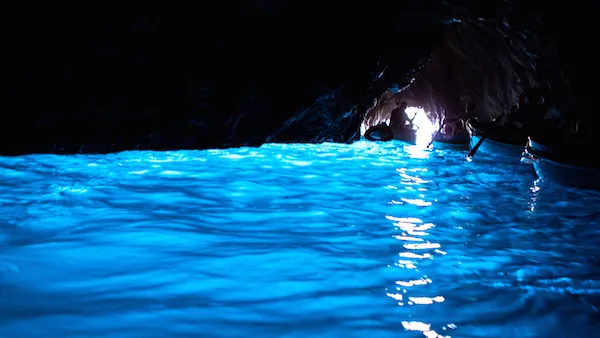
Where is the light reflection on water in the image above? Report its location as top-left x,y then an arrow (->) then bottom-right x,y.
1,141 -> 600,338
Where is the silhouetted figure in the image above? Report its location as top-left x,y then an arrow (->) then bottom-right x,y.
390,101 -> 410,128
508,92 -> 530,128
444,102 -> 474,135
499,90 -> 547,131
464,102 -> 475,117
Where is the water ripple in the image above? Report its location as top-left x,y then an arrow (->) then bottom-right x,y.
1,141 -> 600,337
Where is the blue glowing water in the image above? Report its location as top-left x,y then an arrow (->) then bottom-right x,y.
1,141 -> 600,338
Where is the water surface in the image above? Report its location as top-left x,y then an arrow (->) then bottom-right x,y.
1,141 -> 599,337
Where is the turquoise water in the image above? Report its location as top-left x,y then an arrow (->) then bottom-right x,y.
1,141 -> 600,337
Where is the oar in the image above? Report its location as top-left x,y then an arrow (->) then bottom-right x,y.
427,118 -> 446,148
467,136 -> 485,158
405,112 -> 417,128
409,113 -> 417,124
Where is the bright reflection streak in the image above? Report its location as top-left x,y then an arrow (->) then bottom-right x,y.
401,321 -> 451,338
394,235 -> 424,241
401,198 -> 433,206
529,179 -> 541,212
396,277 -> 432,287
399,252 -> 432,259
386,212 -> 446,337
396,260 -> 417,269
409,296 -> 445,305
404,144 -> 431,159
404,243 -> 441,250
386,216 -> 422,223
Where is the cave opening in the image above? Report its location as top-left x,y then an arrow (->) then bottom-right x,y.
360,104 -> 437,146
358,18 -> 554,148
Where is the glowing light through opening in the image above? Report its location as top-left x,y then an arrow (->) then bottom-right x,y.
360,106 -> 436,146
404,106 -> 436,146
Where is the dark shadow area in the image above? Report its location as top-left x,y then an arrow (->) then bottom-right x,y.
0,1 -> 595,155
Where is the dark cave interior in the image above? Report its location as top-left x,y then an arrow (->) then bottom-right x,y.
0,1 -> 596,155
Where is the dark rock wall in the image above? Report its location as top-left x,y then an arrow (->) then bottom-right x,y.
362,20 -> 541,127
0,1 -> 592,154
362,0 -> 599,132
